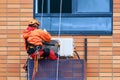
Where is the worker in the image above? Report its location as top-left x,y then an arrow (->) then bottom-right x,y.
22,18 -> 58,60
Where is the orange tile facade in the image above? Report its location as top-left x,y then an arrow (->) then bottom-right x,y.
0,0 -> 120,80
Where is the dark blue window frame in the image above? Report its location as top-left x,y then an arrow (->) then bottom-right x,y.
34,0 -> 113,35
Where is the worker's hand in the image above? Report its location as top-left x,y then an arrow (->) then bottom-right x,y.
43,28 -> 47,32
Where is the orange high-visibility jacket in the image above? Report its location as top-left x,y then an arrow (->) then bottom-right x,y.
23,28 -> 51,46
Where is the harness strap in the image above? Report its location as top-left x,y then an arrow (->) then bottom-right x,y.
32,47 -> 40,80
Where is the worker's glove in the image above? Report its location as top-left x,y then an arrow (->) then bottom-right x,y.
27,47 -> 36,55
43,28 -> 47,32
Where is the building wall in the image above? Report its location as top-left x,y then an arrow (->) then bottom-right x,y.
0,0 -> 120,80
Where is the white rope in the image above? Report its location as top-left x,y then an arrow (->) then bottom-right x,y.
58,0 -> 62,38
56,0 -> 62,80
40,0 -> 44,29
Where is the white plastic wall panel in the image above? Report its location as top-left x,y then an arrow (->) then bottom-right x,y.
52,38 -> 74,57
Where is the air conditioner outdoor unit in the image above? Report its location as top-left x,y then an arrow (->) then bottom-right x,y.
52,38 -> 74,57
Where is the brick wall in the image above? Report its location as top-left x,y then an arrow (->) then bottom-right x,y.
0,0 -> 120,80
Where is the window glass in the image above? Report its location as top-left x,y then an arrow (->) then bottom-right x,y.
38,0 -> 48,13
77,0 -> 110,13
36,17 -> 112,35
50,0 -> 60,13
61,0 -> 72,13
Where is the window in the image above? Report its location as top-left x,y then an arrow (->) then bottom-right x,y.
34,0 -> 113,35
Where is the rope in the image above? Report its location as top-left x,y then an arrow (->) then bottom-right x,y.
32,46 -> 41,80
32,55 -> 38,80
40,0 -> 44,29
56,0 -> 62,80
58,0 -> 62,38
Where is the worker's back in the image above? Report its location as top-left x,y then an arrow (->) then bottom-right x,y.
23,28 -> 51,46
